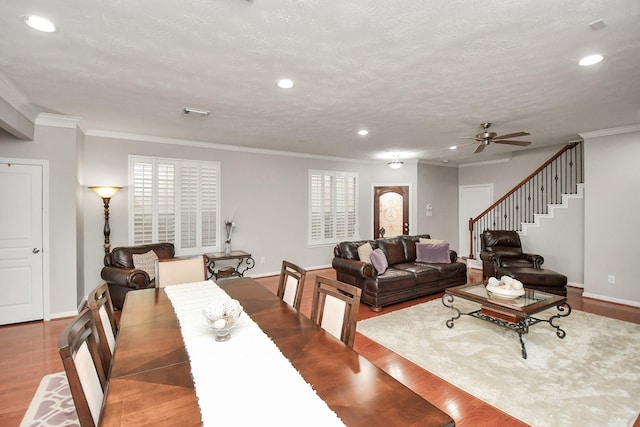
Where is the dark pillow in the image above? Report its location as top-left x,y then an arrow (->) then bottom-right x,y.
370,248 -> 388,274
416,243 -> 451,264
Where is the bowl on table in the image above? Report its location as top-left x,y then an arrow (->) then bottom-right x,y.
202,298 -> 243,342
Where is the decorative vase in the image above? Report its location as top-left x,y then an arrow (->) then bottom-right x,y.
224,241 -> 231,254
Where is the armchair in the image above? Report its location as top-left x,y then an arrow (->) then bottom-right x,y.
101,243 -> 175,309
479,230 -> 544,279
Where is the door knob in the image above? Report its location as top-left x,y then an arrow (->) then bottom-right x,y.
33,248 -> 40,254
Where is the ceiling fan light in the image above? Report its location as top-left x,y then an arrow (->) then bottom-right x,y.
579,54 -> 603,66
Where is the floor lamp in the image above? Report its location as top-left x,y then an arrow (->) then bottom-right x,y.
89,186 -> 122,257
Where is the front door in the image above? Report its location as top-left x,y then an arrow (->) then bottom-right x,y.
374,186 -> 409,238
0,162 -> 44,324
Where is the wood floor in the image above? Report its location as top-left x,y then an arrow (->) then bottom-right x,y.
1,268 -> 638,427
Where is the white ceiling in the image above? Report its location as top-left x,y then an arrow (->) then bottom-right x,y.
1,0 -> 639,165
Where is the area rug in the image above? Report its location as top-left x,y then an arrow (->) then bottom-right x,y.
20,372 -> 79,427
357,299 -> 640,427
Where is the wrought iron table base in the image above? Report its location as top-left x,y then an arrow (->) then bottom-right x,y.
206,255 -> 255,280
442,294 -> 571,359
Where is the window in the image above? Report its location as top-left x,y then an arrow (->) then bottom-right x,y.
309,170 -> 358,245
129,156 -> 220,255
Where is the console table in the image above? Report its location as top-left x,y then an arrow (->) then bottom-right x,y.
205,250 -> 255,279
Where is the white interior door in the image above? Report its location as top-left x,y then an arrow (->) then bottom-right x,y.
0,162 -> 44,324
459,184 -> 493,259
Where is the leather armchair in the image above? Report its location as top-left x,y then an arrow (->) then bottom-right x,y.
480,230 -> 544,279
101,243 -> 175,309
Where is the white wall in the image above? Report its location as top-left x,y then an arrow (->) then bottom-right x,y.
0,117 -> 81,317
417,163 -> 459,251
582,126 -> 640,304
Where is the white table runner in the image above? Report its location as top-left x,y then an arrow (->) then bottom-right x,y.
164,280 -> 345,426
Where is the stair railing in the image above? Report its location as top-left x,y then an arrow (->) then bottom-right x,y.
468,141 -> 583,259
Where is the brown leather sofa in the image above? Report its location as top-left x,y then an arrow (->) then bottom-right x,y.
101,243 -> 175,309
332,234 -> 467,312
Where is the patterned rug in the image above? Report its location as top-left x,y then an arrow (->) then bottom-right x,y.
20,372 -> 79,427
357,299 -> 640,427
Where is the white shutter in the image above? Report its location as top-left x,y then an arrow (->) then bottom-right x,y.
309,170 -> 358,245
130,156 -> 219,254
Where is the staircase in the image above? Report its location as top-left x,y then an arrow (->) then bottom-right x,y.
468,141 -> 584,259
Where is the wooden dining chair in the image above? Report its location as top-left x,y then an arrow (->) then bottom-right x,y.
310,276 -> 362,348
155,255 -> 208,287
58,308 -> 107,427
277,260 -> 307,310
87,283 -> 118,376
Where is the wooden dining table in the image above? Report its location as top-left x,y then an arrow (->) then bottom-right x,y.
100,277 -> 454,427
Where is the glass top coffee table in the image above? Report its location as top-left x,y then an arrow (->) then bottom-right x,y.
442,282 -> 571,359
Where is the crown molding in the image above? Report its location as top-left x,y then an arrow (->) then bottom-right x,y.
35,113 -> 82,128
579,124 -> 640,139
85,129 -> 373,164
458,157 -> 511,168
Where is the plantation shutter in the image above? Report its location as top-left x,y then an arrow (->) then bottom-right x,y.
309,170 -> 358,245
130,156 -> 219,254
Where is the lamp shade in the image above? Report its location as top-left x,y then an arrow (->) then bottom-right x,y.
89,186 -> 122,199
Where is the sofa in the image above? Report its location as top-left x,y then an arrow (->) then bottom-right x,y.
332,234 -> 467,312
101,243 -> 175,309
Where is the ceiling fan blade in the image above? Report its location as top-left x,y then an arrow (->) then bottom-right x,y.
494,131 -> 530,140
460,136 -> 481,140
474,143 -> 486,153
494,140 -> 532,146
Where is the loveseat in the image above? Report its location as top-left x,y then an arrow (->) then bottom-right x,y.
332,234 -> 467,312
101,242 -> 175,309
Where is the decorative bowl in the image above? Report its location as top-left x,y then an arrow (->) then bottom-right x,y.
486,276 -> 525,298
202,299 -> 243,342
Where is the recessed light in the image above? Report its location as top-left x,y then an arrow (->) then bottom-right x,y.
449,145 -> 457,150
276,79 -> 294,89
23,16 -> 56,33
358,129 -> 369,136
578,54 -> 603,66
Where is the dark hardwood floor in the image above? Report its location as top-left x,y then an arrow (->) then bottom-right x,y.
1,268 -> 638,426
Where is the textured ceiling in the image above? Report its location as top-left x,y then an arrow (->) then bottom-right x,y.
1,0 -> 639,164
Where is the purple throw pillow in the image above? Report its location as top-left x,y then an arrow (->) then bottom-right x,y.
416,243 -> 451,263
370,248 -> 388,274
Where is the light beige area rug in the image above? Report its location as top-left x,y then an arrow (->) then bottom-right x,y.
20,372 -> 79,427
357,299 -> 640,427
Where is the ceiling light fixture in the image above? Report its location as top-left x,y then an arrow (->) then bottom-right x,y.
578,54 -> 603,66
276,79 -> 294,89
23,15 -> 56,33
182,107 -> 210,118
358,129 -> 369,136
449,145 -> 457,150
388,158 -> 404,169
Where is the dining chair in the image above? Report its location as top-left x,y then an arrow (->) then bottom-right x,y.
155,255 -> 208,287
87,283 -> 118,376
310,276 -> 362,348
58,308 -> 107,427
277,260 -> 307,310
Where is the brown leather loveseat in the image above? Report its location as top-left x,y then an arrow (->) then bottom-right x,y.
101,243 -> 175,309
332,234 -> 467,312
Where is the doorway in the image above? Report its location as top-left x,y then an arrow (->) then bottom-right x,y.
374,186 -> 409,239
0,161 -> 45,324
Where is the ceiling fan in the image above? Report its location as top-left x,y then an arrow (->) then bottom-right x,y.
461,122 -> 531,153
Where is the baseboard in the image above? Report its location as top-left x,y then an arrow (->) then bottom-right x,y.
50,310 -> 78,319
582,292 -> 640,308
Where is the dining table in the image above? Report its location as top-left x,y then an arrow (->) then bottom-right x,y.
100,277 -> 455,426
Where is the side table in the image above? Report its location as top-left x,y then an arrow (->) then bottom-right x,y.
205,250 -> 255,280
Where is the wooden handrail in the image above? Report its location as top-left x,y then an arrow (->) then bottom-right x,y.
468,141 -> 581,258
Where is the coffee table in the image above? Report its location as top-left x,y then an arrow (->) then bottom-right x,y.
442,282 -> 571,359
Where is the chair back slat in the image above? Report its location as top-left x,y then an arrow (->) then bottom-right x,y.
277,261 -> 307,310
311,276 -> 361,348
155,255 -> 208,287
87,283 -> 117,376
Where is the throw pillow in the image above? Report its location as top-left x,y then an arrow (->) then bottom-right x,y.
416,243 -> 451,264
132,250 -> 159,280
370,248 -> 388,274
357,242 -> 373,264
419,238 -> 446,244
